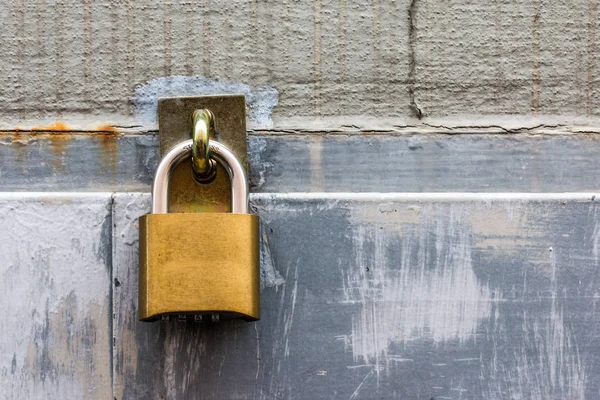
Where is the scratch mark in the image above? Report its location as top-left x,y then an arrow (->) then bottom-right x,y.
255,323 -> 260,380
343,203 -> 499,379
348,369 -> 374,400
256,219 -> 285,289
267,257 -> 295,398
483,243 -> 587,399
283,263 -> 299,358
248,136 -> 275,190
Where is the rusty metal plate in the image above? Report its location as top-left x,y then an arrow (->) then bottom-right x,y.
158,95 -> 247,213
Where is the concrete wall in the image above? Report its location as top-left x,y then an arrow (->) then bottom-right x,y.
1,0 -> 599,130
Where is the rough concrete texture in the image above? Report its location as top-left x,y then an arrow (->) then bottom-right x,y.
414,0 -> 599,117
1,1 -> 597,129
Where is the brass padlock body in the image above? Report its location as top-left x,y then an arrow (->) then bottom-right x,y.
138,213 -> 260,321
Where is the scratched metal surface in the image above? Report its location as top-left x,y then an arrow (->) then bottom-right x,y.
0,193 -> 113,400
111,192 -> 600,400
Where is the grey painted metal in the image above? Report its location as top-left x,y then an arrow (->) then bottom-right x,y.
0,133 -> 158,192
151,139 -> 248,214
1,191 -> 599,398
1,133 -> 600,193
0,193 -> 113,400
112,192 -> 600,400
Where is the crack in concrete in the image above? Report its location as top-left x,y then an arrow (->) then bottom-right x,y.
420,123 -> 568,133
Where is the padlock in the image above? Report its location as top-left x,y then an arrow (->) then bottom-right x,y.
138,139 -> 260,321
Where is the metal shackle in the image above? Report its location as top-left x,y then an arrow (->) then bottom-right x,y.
151,139 -> 249,214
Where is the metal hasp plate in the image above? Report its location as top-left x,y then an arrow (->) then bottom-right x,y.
158,95 -> 247,213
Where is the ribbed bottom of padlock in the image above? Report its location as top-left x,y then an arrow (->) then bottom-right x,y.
141,311 -> 256,323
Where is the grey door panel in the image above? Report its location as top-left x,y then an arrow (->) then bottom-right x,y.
112,193 -> 599,400
0,194 -> 113,400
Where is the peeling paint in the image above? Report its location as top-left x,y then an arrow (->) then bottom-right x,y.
259,221 -> 285,289
132,76 -> 278,129
247,136 -> 275,190
95,126 -> 120,179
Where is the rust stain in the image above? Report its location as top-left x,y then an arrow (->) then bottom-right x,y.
31,121 -> 70,133
10,130 -> 31,144
96,124 -> 119,134
6,122 -> 123,172
3,122 -> 122,172
9,127 -> 31,165
11,133 -> 29,165
29,122 -> 72,171
49,136 -> 71,172
96,124 -> 119,178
